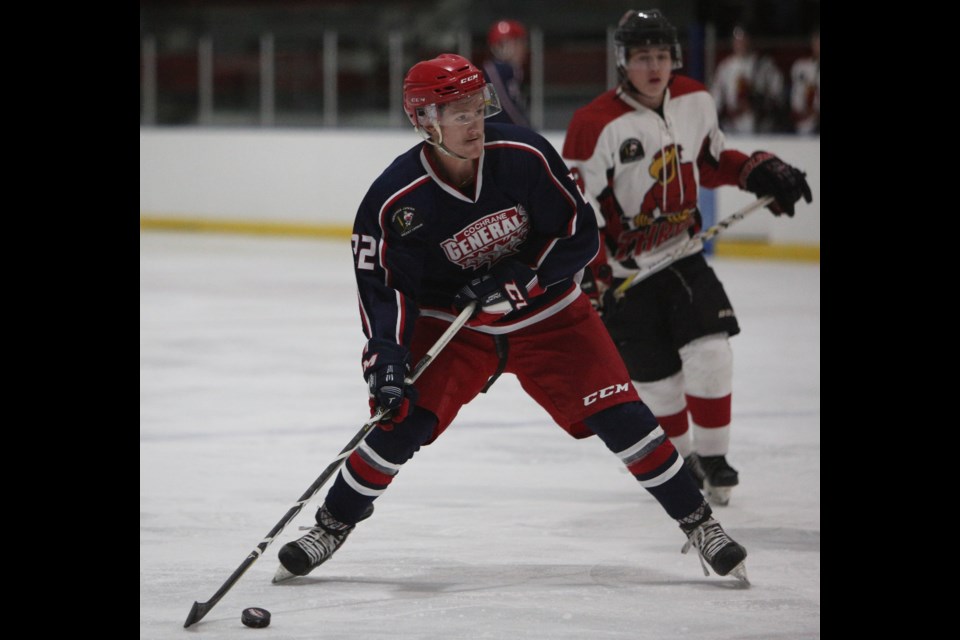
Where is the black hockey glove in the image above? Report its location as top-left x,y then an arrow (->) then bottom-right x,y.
453,260 -> 545,324
362,338 -> 419,429
580,262 -> 613,316
739,151 -> 812,217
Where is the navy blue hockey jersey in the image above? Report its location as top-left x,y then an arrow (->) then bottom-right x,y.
351,123 -> 599,346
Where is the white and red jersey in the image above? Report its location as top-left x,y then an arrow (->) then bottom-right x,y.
563,75 -> 747,278
790,57 -> 819,135
710,53 -> 784,134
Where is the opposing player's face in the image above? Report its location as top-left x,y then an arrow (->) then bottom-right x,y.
624,46 -> 672,106
436,92 -> 486,159
493,38 -> 528,66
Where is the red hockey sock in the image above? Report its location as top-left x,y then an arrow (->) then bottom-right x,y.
657,408 -> 690,438
686,394 -> 731,428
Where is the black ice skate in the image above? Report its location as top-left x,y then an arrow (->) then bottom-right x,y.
683,453 -> 705,490
273,504 -> 373,583
679,504 -> 748,584
699,455 -> 739,506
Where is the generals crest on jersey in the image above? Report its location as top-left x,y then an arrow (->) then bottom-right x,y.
619,138 -> 645,163
391,206 -> 423,236
441,205 -> 530,270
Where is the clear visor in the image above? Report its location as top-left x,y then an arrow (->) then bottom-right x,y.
419,85 -> 502,129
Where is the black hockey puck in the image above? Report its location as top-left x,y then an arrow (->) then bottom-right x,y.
241,607 -> 271,628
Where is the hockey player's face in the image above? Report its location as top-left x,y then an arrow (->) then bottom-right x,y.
436,92 -> 486,159
625,46 -> 672,103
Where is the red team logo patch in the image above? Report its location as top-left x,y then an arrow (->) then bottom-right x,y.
442,205 -> 531,270
612,144 -> 699,261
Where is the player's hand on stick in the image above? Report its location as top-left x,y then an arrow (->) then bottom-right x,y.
580,263 -> 613,316
739,151 -> 812,217
362,338 -> 418,429
453,260 -> 544,324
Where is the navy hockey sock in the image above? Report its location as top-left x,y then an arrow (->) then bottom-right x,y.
584,401 -> 704,519
324,409 -> 438,524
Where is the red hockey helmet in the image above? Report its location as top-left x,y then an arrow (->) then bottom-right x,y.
488,19 -> 528,47
402,53 -> 501,131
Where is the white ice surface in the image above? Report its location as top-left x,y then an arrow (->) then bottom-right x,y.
140,232 -> 820,639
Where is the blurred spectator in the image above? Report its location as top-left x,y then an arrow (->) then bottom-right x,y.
790,28 -> 820,135
711,25 -> 785,133
483,19 -> 531,127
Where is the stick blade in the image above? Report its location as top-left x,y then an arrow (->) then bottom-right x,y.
183,601 -> 211,628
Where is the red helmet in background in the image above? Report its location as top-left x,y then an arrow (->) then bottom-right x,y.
402,53 -> 501,131
488,19 -> 527,47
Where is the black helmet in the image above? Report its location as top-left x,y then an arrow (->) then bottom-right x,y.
614,9 -> 682,71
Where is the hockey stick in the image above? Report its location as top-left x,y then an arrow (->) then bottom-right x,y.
183,301 -> 477,628
612,196 -> 774,300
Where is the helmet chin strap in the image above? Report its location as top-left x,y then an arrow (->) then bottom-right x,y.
434,142 -> 471,162
623,79 -> 642,95
618,70 -> 666,108
418,125 -> 471,161
616,65 -> 642,96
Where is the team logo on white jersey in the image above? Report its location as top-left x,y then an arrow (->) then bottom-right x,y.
441,205 -> 530,270
612,143 -> 699,261
619,138 -> 645,163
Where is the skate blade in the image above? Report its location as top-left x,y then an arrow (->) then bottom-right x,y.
728,561 -> 750,586
705,483 -> 732,507
272,564 -> 297,584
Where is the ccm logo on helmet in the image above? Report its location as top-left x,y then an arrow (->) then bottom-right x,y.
460,74 -> 479,83
583,383 -> 631,406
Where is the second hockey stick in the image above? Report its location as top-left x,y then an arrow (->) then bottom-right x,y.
183,301 -> 477,628
612,195 -> 774,299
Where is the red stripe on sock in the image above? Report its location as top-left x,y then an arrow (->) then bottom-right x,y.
347,452 -> 395,487
686,394 -> 731,428
657,409 -> 689,438
626,441 -> 676,475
